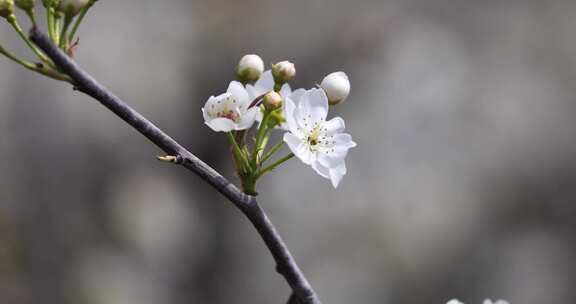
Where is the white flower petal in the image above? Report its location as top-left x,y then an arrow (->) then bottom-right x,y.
283,97 -> 300,135
297,147 -> 315,165
288,88 -> 306,103
446,300 -> 464,304
280,83 -> 292,98
284,132 -> 303,152
236,107 -> 259,130
203,95 -> 223,116
328,162 -> 346,188
201,107 -> 211,122
245,85 -> 261,101
297,88 -> 328,126
317,133 -> 356,168
324,117 -> 345,134
318,149 -> 346,168
311,161 -> 330,179
205,117 -> 236,132
253,70 -> 275,94
284,133 -> 315,165
227,81 -> 250,106
334,133 -> 357,148
305,88 -> 329,121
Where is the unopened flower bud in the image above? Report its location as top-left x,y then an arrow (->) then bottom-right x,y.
271,60 -> 295,85
15,0 -> 34,11
57,0 -> 88,16
320,72 -> 350,105
236,54 -> 264,83
0,0 -> 14,18
263,91 -> 283,111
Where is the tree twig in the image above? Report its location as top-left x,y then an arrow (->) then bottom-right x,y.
29,27 -> 321,304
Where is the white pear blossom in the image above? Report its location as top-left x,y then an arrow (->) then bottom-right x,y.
202,81 -> 259,132
320,71 -> 350,105
283,88 -> 356,188
236,54 -> 264,83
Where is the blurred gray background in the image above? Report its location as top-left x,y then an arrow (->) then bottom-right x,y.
1,0 -> 576,303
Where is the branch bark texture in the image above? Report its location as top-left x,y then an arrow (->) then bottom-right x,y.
29,28 -> 321,304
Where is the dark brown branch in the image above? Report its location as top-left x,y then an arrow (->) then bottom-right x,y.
29,28 -> 321,304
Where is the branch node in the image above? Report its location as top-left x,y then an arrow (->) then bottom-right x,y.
157,155 -> 186,164
157,155 -> 178,163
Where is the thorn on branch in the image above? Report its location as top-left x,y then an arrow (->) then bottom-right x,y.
68,37 -> 80,58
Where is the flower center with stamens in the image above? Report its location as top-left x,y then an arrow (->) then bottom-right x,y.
218,110 -> 240,122
306,125 -> 324,151
210,95 -> 242,122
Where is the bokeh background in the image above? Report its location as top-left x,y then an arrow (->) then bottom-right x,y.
1,0 -> 576,303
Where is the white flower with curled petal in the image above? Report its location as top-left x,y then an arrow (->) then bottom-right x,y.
283,88 -> 356,188
202,81 -> 259,132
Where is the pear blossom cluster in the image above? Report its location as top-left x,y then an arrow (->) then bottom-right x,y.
202,54 -> 355,194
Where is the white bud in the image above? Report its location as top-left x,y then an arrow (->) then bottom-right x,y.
236,54 -> 264,83
57,0 -> 88,16
0,0 -> 14,18
263,91 -> 283,111
271,60 -> 296,84
320,72 -> 350,105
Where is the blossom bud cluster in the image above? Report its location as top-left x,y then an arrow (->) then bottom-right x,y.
202,54 -> 355,190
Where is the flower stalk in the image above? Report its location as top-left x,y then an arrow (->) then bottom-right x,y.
256,153 -> 294,179
68,0 -> 97,43
6,14 -> 53,66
